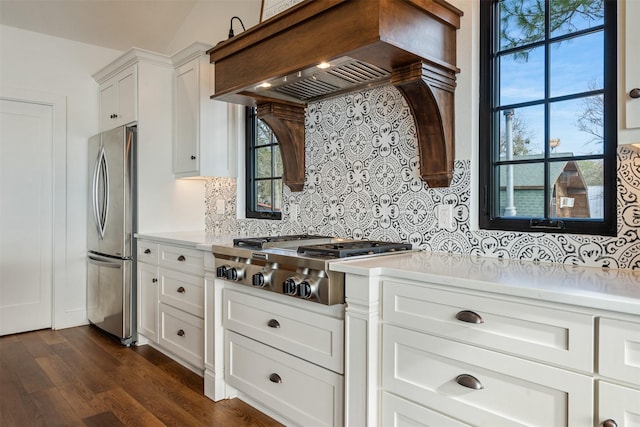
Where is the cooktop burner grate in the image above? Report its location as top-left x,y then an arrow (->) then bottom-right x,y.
232,234 -> 334,250
297,241 -> 412,258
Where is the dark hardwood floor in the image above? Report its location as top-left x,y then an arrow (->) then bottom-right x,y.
0,325 -> 284,426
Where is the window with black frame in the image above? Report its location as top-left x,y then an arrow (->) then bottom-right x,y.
245,107 -> 283,220
479,0 -> 617,236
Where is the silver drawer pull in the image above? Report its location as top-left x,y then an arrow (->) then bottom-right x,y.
269,373 -> 282,384
455,374 -> 483,390
267,319 -> 280,328
177,329 -> 185,337
456,310 -> 484,324
602,420 -> 618,427
144,248 -> 151,254
177,255 -> 186,261
177,286 -> 185,294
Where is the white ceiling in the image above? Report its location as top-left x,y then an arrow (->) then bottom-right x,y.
0,0 -> 199,53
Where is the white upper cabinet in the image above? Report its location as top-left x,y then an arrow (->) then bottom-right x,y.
172,42 -> 239,178
620,0 -> 640,144
98,64 -> 137,132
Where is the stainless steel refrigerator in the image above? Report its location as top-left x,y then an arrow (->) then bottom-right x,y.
87,125 -> 136,345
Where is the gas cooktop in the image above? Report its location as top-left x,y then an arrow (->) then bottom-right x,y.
212,235 -> 414,305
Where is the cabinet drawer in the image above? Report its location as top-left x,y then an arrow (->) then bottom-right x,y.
225,331 -> 343,427
137,241 -> 159,264
223,289 -> 344,373
382,392 -> 469,427
598,381 -> 640,426
383,324 -> 593,426
159,268 -> 203,317
159,244 -> 204,275
599,318 -> 640,385
159,303 -> 203,368
382,279 -> 594,372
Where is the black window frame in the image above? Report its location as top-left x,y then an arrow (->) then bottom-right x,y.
245,107 -> 283,220
479,0 -> 617,236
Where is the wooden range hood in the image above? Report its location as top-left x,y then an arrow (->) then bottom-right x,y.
208,0 -> 462,191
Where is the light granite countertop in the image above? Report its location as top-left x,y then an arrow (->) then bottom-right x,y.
135,230 -> 235,252
331,250 -> 640,316
135,232 -> 640,315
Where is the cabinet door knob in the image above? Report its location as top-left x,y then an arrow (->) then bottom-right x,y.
177,329 -> 185,337
602,420 -> 618,427
177,286 -> 185,294
190,155 -> 196,160
152,278 -> 158,283
177,255 -> 186,262
144,248 -> 151,254
269,373 -> 282,383
267,319 -> 280,328
630,88 -> 640,99
455,310 -> 484,324
455,374 -> 483,390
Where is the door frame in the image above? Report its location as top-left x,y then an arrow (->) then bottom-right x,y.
1,86 -> 67,330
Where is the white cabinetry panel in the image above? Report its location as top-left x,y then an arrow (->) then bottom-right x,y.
382,392 -> 470,427
226,330 -> 343,427
172,43 -> 238,178
159,302 -> 204,368
223,288 -> 344,373
598,381 -> 640,427
382,324 -> 593,426
382,279 -> 594,372
599,317 -> 640,385
99,64 -> 137,132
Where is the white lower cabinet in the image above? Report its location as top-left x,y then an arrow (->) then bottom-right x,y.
341,272 -> 640,427
137,261 -> 159,342
226,330 -> 343,427
383,324 -> 593,426
137,239 -> 205,371
598,317 -> 640,426
222,287 -> 344,426
159,303 -> 204,368
382,392 -> 469,427
598,381 -> 640,427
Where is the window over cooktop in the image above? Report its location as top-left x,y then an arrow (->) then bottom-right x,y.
246,107 -> 283,220
479,0 -> 617,236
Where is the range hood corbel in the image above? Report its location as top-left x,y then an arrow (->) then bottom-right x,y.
257,102 -> 306,192
208,0 -> 463,191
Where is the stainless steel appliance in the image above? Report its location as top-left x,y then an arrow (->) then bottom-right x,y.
212,235 -> 412,305
87,125 -> 136,345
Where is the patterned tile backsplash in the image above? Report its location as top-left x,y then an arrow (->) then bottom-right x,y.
205,85 -> 640,270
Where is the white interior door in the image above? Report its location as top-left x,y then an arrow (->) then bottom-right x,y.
0,98 -> 53,335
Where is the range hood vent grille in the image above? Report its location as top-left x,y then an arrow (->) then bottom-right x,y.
272,59 -> 391,102
327,61 -> 390,85
275,79 -> 340,101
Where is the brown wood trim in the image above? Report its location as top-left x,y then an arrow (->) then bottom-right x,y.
208,0 -> 347,60
392,61 -> 456,187
210,0 -> 463,189
257,102 -> 306,192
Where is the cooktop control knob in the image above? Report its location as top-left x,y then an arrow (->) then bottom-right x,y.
252,272 -> 267,287
298,281 -> 314,299
283,278 -> 298,295
216,265 -> 228,278
226,267 -> 243,281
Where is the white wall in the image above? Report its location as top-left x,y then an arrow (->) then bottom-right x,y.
166,0 -> 261,55
0,0 -> 264,330
0,25 -> 124,329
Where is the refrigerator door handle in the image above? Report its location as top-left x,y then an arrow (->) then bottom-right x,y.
92,147 -> 109,240
88,254 -> 121,268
